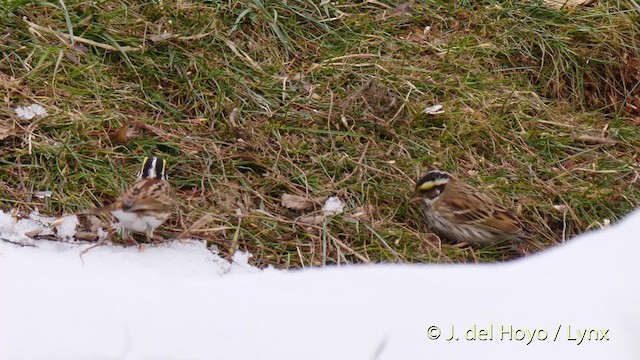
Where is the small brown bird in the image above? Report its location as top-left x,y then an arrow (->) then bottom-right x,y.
85,156 -> 176,242
410,170 -> 529,244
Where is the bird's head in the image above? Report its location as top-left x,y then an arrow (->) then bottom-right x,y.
138,156 -> 168,181
410,170 -> 451,206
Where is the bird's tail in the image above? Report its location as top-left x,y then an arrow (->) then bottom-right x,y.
516,229 -> 545,252
75,206 -> 110,216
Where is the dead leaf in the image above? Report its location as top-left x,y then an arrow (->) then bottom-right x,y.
297,214 -> 326,225
281,194 -> 327,211
108,121 -> 136,144
391,3 -> 413,16
75,232 -> 99,241
573,134 -> 617,146
0,126 -> 14,140
50,217 -> 66,227
65,51 -> 80,64
187,213 -> 216,232
0,71 -> 21,88
88,215 -> 104,233
543,0 -> 596,9
149,33 -> 178,43
74,43 -> 89,53
25,229 -> 43,237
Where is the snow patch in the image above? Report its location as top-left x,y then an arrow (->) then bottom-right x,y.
322,196 -> 344,215
54,215 -> 79,239
14,103 -> 48,120
34,190 -> 53,199
423,104 -> 445,115
0,208 -> 639,359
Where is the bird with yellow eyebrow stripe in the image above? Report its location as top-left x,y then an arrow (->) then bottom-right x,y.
410,170 -> 530,245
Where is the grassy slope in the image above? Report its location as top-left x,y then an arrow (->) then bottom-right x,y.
1,0 -> 639,267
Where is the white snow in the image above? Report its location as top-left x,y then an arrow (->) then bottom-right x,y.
34,190 -> 53,199
322,195 -> 345,215
1,209 -> 639,359
0,211 -> 52,245
14,103 -> 48,120
423,103 -> 445,115
55,214 -> 80,239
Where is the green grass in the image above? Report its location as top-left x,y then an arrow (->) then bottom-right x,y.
1,0 -> 639,267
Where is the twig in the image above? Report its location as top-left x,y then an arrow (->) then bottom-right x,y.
79,230 -> 115,264
227,216 -> 242,260
0,238 -> 36,247
175,213 -> 227,241
561,208 -> 567,243
225,39 -> 261,70
179,31 -> 216,41
572,168 -> 619,174
364,224 -> 403,262
22,17 -> 141,52
330,235 -> 370,263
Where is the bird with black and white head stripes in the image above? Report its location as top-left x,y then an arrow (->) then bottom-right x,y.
85,156 -> 176,242
410,170 -> 530,245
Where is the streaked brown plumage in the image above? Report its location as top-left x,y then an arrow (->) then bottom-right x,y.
85,157 -> 176,241
410,170 -> 529,244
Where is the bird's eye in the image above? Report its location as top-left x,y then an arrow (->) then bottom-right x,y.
425,188 -> 438,199
424,184 -> 445,199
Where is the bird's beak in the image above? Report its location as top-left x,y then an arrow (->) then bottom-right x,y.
409,193 -> 422,202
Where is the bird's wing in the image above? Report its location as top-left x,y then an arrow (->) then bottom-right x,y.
477,208 -> 524,236
117,179 -> 175,212
442,187 -> 524,236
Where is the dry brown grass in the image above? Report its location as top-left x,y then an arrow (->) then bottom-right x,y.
1,0 -> 639,267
